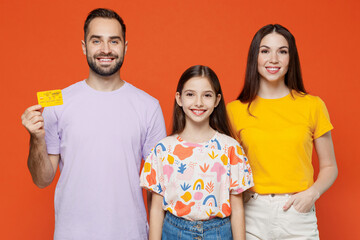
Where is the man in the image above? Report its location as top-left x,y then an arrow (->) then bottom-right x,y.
21,8 -> 166,240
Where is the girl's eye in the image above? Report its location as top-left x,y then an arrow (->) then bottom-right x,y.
185,93 -> 194,97
279,50 -> 288,54
260,49 -> 269,54
205,94 -> 213,98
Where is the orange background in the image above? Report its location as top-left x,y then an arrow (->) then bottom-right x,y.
1,0 -> 359,239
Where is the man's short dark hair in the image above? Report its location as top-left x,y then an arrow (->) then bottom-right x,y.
84,8 -> 126,42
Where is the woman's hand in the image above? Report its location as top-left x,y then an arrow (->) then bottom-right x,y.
283,187 -> 320,213
284,131 -> 337,213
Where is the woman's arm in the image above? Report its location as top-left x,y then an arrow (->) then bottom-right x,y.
283,131 -> 338,212
311,131 -> 338,196
230,193 -> 246,240
149,192 -> 165,240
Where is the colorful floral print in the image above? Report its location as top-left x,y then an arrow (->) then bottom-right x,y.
140,132 -> 253,221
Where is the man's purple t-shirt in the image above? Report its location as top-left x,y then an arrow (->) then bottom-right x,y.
43,80 -> 166,240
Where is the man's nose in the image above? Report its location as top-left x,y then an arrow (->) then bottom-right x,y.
101,42 -> 111,54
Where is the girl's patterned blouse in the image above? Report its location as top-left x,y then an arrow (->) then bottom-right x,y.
140,132 -> 254,221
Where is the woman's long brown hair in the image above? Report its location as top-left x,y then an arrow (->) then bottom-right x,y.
238,24 -> 307,114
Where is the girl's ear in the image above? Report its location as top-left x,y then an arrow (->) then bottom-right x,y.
175,92 -> 182,107
215,94 -> 221,107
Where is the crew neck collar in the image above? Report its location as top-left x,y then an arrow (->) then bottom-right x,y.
82,80 -> 128,95
176,131 -> 219,146
256,90 -> 294,101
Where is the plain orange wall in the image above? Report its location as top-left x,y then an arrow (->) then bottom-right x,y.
1,0 -> 359,239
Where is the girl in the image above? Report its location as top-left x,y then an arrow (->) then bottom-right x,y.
140,65 -> 253,240
227,24 -> 338,239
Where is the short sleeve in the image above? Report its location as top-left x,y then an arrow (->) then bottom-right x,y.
142,104 -> 167,160
140,142 -> 167,196
312,97 -> 333,139
43,106 -> 61,154
228,141 -> 254,194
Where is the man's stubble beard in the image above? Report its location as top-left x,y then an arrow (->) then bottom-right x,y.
86,52 -> 124,77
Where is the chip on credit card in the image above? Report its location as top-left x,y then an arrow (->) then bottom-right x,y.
37,90 -> 63,107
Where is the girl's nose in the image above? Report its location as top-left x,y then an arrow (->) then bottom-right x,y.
195,96 -> 204,107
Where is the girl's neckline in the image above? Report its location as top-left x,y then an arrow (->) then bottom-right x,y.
176,131 -> 218,145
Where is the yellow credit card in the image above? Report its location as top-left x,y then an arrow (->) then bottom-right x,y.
37,90 -> 63,107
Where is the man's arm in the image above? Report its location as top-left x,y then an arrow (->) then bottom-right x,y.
142,104 -> 166,160
22,105 -> 59,188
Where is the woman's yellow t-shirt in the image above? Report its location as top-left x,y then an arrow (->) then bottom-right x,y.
227,92 -> 333,194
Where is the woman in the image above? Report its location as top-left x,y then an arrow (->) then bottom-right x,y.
227,24 -> 337,239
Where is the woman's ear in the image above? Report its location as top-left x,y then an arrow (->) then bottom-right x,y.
175,92 -> 182,107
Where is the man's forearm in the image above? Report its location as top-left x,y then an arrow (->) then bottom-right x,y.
28,136 -> 56,188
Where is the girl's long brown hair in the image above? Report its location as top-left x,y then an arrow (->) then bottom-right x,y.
172,65 -> 236,139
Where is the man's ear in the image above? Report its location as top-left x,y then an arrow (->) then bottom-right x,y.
124,41 -> 128,55
81,40 -> 86,55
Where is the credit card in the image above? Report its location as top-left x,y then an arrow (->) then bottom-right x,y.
37,89 -> 63,107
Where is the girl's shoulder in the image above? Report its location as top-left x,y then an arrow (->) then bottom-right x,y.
156,135 -> 179,146
214,132 -> 240,147
149,135 -> 179,156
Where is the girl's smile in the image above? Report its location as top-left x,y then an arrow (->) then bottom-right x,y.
191,109 -> 206,115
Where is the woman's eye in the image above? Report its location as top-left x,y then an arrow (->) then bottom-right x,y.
280,50 -> 288,54
205,94 -> 213,98
260,49 -> 269,54
185,93 -> 194,97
